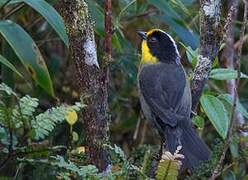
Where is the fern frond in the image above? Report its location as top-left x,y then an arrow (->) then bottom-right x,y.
51,155 -> 99,178
19,95 -> 39,118
0,83 -> 17,96
156,146 -> 184,180
0,82 -> 84,141
0,103 -> 8,125
32,103 -> 83,140
105,144 -> 148,179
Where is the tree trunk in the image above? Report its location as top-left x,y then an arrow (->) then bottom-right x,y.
191,0 -> 222,111
60,0 -> 110,171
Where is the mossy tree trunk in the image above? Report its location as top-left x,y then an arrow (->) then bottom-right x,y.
191,0 -> 222,111
60,0 -> 110,171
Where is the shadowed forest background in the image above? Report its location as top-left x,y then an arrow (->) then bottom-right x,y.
0,0 -> 248,179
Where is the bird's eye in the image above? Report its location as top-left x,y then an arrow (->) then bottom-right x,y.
149,37 -> 158,43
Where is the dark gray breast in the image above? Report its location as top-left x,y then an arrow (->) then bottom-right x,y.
138,62 -> 191,128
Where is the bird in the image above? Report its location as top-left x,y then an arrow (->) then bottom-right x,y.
137,29 -> 210,170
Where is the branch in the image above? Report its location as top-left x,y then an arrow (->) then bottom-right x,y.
220,0 -> 247,136
2,3 -> 25,19
210,1 -> 248,179
191,0 -> 222,111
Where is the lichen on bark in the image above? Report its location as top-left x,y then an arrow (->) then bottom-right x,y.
191,0 -> 222,110
60,0 -> 110,171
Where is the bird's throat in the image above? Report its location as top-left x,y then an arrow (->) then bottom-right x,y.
141,40 -> 158,64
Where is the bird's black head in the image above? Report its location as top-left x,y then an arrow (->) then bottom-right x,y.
138,29 -> 180,64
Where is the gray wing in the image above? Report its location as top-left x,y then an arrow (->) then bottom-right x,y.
139,63 -> 190,127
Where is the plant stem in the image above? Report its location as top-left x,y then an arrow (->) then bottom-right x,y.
2,3 -> 25,20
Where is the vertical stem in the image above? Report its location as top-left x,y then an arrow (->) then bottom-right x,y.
104,0 -> 112,60
220,0 -> 246,136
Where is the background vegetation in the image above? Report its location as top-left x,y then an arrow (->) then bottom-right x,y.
0,0 -> 247,179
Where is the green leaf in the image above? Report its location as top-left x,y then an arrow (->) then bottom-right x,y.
0,20 -> 54,96
22,0 -> 69,47
180,42 -> 198,67
200,95 -> 229,139
209,68 -> 248,80
87,0 -> 104,36
159,15 -> 199,49
0,54 -> 23,78
218,94 -> 248,119
192,115 -> 205,129
0,83 -> 17,96
170,0 -> 190,16
148,0 -> 181,19
0,0 -> 21,6
156,159 -> 180,180
156,149 -> 182,180
224,170 -> 237,180
148,0 -> 199,48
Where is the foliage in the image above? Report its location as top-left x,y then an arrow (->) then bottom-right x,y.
0,0 -> 68,95
156,146 -> 184,180
0,83 -> 83,176
105,144 -> 148,179
200,94 -> 230,139
18,155 -> 101,179
188,140 -> 224,179
0,83 -> 82,141
15,144 -> 152,179
0,84 -> 148,179
0,0 -> 248,179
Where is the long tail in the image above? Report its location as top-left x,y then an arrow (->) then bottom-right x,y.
164,125 -> 210,170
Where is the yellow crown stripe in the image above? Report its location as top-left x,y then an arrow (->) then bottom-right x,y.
146,29 -> 164,36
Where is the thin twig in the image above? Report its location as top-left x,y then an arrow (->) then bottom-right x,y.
133,115 -> 141,140
25,16 -> 43,30
234,34 -> 248,49
13,163 -> 23,180
37,38 -> 61,47
104,0 -> 112,61
2,3 -> 25,19
209,1 -> 248,179
212,162 -> 236,178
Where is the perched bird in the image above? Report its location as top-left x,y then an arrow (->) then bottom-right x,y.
137,29 -> 210,170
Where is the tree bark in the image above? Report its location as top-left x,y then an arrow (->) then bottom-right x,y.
210,1 -> 248,179
191,0 -> 222,111
60,0 -> 110,171
220,0 -> 247,136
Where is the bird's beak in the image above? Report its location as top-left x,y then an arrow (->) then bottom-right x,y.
137,31 -> 147,40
